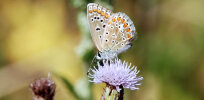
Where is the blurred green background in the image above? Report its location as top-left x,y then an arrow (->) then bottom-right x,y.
0,0 -> 203,100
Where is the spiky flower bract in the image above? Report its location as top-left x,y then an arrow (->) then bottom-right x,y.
88,59 -> 143,92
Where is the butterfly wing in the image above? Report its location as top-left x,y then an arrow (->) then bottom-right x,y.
87,3 -> 112,52
101,12 -> 136,54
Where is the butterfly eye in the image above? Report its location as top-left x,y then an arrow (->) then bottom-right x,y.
97,52 -> 101,57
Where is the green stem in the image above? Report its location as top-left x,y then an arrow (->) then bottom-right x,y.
58,75 -> 83,100
101,84 -> 123,100
33,96 -> 45,100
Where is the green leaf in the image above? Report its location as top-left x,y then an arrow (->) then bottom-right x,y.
56,74 -> 82,100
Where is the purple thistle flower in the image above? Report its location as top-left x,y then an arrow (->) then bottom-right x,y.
88,59 -> 143,92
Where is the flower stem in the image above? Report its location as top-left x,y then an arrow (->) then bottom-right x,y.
118,85 -> 124,100
32,96 -> 45,100
101,84 -> 124,100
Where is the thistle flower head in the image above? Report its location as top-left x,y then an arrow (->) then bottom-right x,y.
88,59 -> 143,92
30,77 -> 56,100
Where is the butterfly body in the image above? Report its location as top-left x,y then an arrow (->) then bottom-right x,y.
87,3 -> 136,60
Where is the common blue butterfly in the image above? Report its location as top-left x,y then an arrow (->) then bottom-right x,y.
87,3 -> 136,60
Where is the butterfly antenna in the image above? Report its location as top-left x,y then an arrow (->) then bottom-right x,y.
87,53 -> 97,75
91,53 -> 97,67
115,55 -> 119,60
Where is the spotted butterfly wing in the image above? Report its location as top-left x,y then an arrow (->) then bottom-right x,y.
87,3 -> 112,52
101,12 -> 136,54
87,3 -> 136,59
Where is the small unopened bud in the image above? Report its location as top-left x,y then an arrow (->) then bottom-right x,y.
30,76 -> 56,100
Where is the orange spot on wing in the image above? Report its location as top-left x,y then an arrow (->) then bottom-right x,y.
108,21 -> 111,24
105,14 -> 109,18
112,18 -> 116,22
117,17 -> 121,21
123,23 -> 128,28
97,10 -> 101,13
89,10 -> 93,13
93,9 -> 97,12
121,19 -> 125,23
128,34 -> 132,39
101,12 -> 105,16
126,28 -> 131,32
